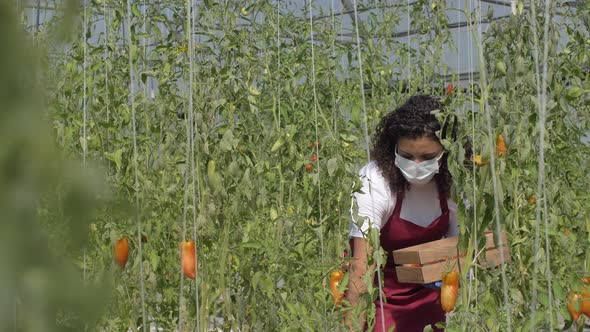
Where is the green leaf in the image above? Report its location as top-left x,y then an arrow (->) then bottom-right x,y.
131,3 -> 141,17
271,136 -> 285,152
152,15 -> 167,22
340,133 -> 358,142
509,288 -> 524,305
553,282 -> 565,302
495,60 -> 506,75
322,157 -> 336,177
219,129 -> 239,151
150,252 -> 160,270
566,86 -> 583,99
538,291 -> 549,306
104,148 -> 124,171
240,241 -> 262,249
270,207 -> 278,221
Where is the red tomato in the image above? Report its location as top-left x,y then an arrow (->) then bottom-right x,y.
305,164 -> 313,172
309,140 -> 321,149
114,237 -> 129,269
311,154 -> 318,162
447,83 -> 453,95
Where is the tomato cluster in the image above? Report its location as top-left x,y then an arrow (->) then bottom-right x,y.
304,140 -> 321,172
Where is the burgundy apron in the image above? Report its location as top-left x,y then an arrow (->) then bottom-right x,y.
371,192 -> 449,332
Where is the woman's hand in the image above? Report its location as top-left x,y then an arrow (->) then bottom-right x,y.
344,237 -> 375,331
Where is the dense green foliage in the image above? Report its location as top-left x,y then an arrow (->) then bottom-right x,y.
4,0 -> 590,331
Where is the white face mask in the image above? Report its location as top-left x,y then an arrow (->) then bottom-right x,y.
394,147 -> 444,185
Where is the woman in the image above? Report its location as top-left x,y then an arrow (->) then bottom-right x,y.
345,95 -> 460,332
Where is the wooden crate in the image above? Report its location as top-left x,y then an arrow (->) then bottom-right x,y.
393,231 -> 510,284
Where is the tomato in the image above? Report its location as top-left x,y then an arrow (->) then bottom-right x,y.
567,291 -> 583,321
495,133 -> 507,157
330,270 -> 345,306
447,83 -> 453,95
441,271 -> 459,313
529,196 -> 536,204
582,287 -> 590,317
305,164 -> 313,172
114,237 -> 129,269
472,154 -> 489,166
309,140 -> 321,149
181,241 -> 197,280
311,154 -> 318,162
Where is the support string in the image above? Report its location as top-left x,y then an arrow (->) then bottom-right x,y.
352,1 -> 386,331
307,0 -> 326,321
125,0 -> 148,329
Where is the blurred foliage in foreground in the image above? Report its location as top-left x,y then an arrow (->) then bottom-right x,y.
0,2 -> 111,331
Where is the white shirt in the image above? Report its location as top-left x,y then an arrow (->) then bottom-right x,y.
349,161 -> 459,238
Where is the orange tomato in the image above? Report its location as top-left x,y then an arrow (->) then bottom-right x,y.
582,287 -> 590,317
495,134 -> 507,157
529,196 -> 536,204
441,271 -> 459,314
330,270 -> 345,306
181,241 -> 197,280
114,237 -> 129,269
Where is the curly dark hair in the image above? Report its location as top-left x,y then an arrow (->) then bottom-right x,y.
372,95 -> 455,197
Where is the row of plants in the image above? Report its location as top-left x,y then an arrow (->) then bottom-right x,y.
18,0 -> 590,330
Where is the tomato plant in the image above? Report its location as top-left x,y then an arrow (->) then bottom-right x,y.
14,0 -> 590,330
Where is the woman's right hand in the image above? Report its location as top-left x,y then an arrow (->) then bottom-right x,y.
344,237 -> 375,331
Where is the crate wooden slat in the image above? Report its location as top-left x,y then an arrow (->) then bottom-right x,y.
393,231 -> 510,284
392,231 -> 506,265
395,246 -> 511,284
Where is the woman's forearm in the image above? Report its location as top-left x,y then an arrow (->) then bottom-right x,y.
344,276 -> 367,330
345,237 -> 375,330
